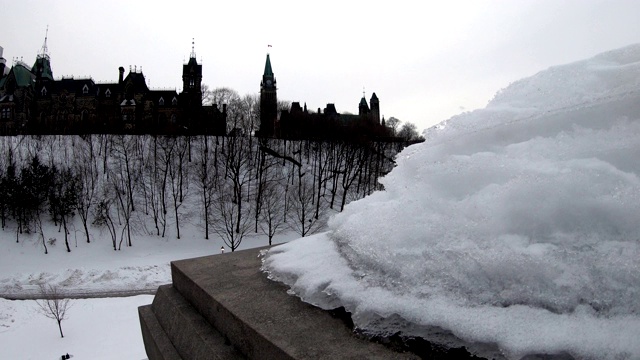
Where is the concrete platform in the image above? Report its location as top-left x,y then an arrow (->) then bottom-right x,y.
140,247 -> 418,360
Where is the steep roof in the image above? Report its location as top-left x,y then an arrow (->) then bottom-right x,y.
55,78 -> 96,95
264,54 -> 273,77
32,55 -> 54,80
123,71 -> 149,93
12,63 -> 35,87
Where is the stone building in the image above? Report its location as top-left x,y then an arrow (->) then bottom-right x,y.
0,40 -> 226,135
258,53 -> 389,141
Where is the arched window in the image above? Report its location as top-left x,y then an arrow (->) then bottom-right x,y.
105,88 -> 111,98
81,110 -> 89,123
159,97 -> 165,106
172,97 -> 178,106
171,114 -> 177,123
82,84 -> 89,94
41,86 -> 47,96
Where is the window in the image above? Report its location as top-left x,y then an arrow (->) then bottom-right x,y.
41,86 -> 47,96
159,97 -> 165,106
171,114 -> 177,123
1,108 -> 10,120
105,89 -> 111,98
81,110 -> 89,123
82,84 -> 89,94
172,97 -> 178,106
189,79 -> 195,88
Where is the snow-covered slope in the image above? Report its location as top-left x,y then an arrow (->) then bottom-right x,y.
263,44 -> 640,359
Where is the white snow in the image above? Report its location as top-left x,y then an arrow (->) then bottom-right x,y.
262,44 -> 640,360
1,295 -> 153,359
0,222 -> 297,359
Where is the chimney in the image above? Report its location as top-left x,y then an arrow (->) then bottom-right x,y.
0,46 -> 6,78
118,66 -> 125,84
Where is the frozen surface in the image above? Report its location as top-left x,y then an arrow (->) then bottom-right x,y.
263,44 -> 640,359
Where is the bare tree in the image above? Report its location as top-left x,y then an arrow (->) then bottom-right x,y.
193,135 -> 220,239
288,152 -> 324,237
93,195 -> 118,251
201,83 -> 213,106
49,166 -> 79,253
168,136 -> 190,239
211,87 -> 242,133
386,117 -> 401,136
36,284 -> 72,338
73,136 -> 99,243
397,122 -> 423,142
211,135 -> 253,251
240,94 -> 260,135
258,180 -> 286,246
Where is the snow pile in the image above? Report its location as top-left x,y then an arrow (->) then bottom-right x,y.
263,44 -> 640,359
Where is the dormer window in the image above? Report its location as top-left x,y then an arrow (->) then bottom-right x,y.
41,86 -> 47,96
82,84 -> 89,94
105,89 -> 111,98
159,97 -> 165,106
172,97 -> 178,106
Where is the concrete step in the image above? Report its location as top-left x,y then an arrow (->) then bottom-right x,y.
139,304 -> 182,360
169,247 -> 418,360
140,284 -> 243,360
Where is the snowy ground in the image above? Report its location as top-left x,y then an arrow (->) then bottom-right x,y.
0,221 -> 297,359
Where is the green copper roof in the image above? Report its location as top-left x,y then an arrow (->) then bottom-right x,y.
13,64 -> 35,87
32,55 -> 54,80
264,54 -> 273,77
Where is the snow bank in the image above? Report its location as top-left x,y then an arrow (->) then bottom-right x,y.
263,44 -> 640,359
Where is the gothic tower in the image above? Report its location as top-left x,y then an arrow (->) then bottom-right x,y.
370,92 -> 380,125
181,40 -> 203,127
259,53 -> 277,137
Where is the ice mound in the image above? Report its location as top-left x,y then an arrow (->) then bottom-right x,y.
262,44 -> 640,359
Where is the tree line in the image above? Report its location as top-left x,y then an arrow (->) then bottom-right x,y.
0,134 -> 405,253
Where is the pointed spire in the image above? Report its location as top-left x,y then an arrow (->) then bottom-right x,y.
264,54 -> 273,77
39,26 -> 50,58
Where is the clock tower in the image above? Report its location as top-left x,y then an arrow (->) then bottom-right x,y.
259,53 -> 277,137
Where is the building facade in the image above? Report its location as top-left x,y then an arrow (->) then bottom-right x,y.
0,42 -> 226,135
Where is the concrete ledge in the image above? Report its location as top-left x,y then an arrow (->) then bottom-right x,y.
170,247 -> 418,360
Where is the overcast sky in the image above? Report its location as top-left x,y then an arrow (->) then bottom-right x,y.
2,0 -> 640,131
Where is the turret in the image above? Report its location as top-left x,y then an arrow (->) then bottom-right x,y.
259,53 -> 278,137
31,28 -> 54,81
358,96 -> 369,116
119,66 -> 125,84
370,92 -> 380,124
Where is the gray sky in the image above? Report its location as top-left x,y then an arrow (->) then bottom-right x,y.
2,0 -> 640,132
